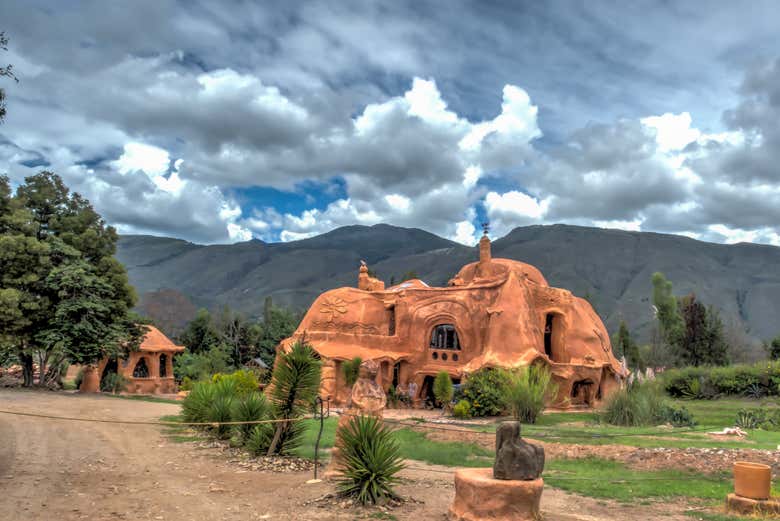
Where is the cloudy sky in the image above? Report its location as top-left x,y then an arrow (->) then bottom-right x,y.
1,1 -> 780,246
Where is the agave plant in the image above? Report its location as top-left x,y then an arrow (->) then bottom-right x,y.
265,339 -> 322,455
336,415 -> 404,505
232,392 -> 270,440
181,381 -> 217,423
501,364 -> 557,424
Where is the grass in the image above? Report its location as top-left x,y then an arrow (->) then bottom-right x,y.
290,417 -> 337,459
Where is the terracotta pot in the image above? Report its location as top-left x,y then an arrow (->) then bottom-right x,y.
734,461 -> 771,500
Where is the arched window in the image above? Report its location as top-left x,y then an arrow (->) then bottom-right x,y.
430,324 -> 460,350
159,354 -> 168,377
133,358 -> 149,378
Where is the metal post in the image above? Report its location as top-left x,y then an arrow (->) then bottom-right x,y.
313,396 -> 330,479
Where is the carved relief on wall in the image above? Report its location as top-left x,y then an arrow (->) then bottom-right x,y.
319,296 -> 348,322
310,321 -> 381,334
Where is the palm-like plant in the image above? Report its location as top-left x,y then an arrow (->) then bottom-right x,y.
232,392 -> 270,440
265,339 -> 322,455
501,364 -> 557,424
182,381 -> 217,423
336,415 -> 404,505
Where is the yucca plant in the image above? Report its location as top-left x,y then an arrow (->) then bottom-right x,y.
181,381 -> 217,423
433,371 -> 454,411
208,394 -> 235,438
501,364 -> 557,424
245,423 -> 274,456
232,392 -> 270,440
265,339 -> 322,455
336,415 -> 404,505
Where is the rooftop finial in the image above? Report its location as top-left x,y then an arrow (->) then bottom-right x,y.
482,221 -> 490,237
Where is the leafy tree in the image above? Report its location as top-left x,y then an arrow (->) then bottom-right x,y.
677,294 -> 728,367
615,320 -> 643,370
178,308 -> 220,354
651,272 -> 683,347
768,335 -> 780,361
433,370 -> 453,409
0,172 -> 139,386
0,31 -> 18,123
257,304 -> 300,366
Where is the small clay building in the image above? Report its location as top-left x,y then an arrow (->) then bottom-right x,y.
86,325 -> 184,394
277,233 -> 627,408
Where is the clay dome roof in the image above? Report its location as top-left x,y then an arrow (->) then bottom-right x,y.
138,325 -> 185,352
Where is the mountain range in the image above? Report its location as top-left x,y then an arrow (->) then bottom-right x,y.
116,224 -> 780,354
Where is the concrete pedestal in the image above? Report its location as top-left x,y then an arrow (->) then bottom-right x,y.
448,468 -> 543,521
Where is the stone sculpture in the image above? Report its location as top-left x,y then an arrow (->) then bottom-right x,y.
493,421 -> 544,480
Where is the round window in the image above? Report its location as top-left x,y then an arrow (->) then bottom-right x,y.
442,352 -> 448,361
432,352 -> 438,360
453,354 -> 459,362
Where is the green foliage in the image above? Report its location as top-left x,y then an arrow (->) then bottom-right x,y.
265,339 -> 322,455
678,295 -> 729,367
179,376 -> 193,391
433,371 -> 454,408
500,364 -> 557,424
73,367 -> 85,390
400,270 -> 418,282
662,361 -> 780,398
615,321 -> 643,370
232,392 -> 270,440
461,368 -> 509,417
768,335 -> 780,361
342,357 -> 362,389
0,32 -> 17,124
174,343 -> 232,381
602,381 -> 694,427
181,381 -> 217,423
452,399 -> 471,419
651,272 -> 683,347
100,372 -> 128,394
212,369 -> 259,396
734,408 -> 780,431
336,415 -> 404,505
0,171 -> 139,386
178,308 -> 220,354
245,423 -> 274,456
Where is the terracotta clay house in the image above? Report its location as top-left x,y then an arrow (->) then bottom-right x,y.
278,233 -> 627,408
80,325 -> 184,394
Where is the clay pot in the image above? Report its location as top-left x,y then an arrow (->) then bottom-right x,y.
734,461 -> 771,500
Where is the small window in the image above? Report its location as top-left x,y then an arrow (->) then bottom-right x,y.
133,358 -> 149,378
159,354 -> 168,377
430,324 -> 460,350
388,306 -> 396,336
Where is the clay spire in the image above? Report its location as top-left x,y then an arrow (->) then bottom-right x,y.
479,222 -> 492,265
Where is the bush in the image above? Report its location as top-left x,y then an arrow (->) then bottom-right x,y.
461,368 -> 509,417
735,408 -> 780,430
74,367 -> 85,389
602,381 -> 686,427
212,369 -> 259,396
100,372 -> 128,394
232,392 -> 270,440
182,381 -> 217,424
660,405 -> 697,427
179,376 -> 194,391
662,362 -> 780,399
501,365 -> 557,424
433,371 -> 454,409
452,399 -> 471,419
342,357 -> 362,389
336,415 -> 404,505
174,344 -> 232,382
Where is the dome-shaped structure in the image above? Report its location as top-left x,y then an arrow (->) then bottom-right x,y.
277,235 -> 627,408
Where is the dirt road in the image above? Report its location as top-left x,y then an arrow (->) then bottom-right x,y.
0,390 -> 700,520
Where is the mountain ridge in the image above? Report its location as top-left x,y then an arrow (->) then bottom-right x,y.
116,223 -> 780,353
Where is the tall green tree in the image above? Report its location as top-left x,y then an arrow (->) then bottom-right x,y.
767,335 -> 780,361
0,172 -> 140,386
179,308 -> 220,354
615,320 -> 643,370
677,294 -> 729,367
651,272 -> 683,347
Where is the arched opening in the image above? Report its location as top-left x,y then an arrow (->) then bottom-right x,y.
543,313 -> 565,362
101,358 -> 118,381
133,358 -> 149,378
159,354 -> 168,378
430,324 -> 460,350
571,379 -> 595,406
392,362 -> 401,387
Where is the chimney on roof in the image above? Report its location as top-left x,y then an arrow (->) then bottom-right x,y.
479,234 -> 491,264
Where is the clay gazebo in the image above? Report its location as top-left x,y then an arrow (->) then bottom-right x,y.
277,232 -> 627,408
81,325 -> 184,394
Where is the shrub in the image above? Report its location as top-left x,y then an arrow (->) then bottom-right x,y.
245,423 -> 274,455
462,368 -> 509,417
208,393 -> 235,438
212,369 -> 259,396
433,371 -> 454,409
342,357 -> 362,389
601,381 -> 684,427
74,367 -> 85,389
501,365 -> 557,424
179,376 -> 194,391
232,392 -> 270,440
662,362 -> 780,398
100,372 -> 128,394
452,399 -> 471,419
182,381 -> 217,424
174,344 -> 232,382
734,408 -> 780,431
265,339 -> 322,455
336,415 -> 404,505
660,404 -> 697,427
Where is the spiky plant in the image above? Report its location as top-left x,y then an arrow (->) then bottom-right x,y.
501,364 -> 557,424
245,423 -> 274,455
433,371 -> 453,410
232,392 -> 270,440
182,381 -> 217,423
336,415 -> 404,505
265,339 -> 322,455
208,394 -> 235,438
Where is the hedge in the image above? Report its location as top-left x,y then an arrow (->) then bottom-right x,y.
662,361 -> 780,399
